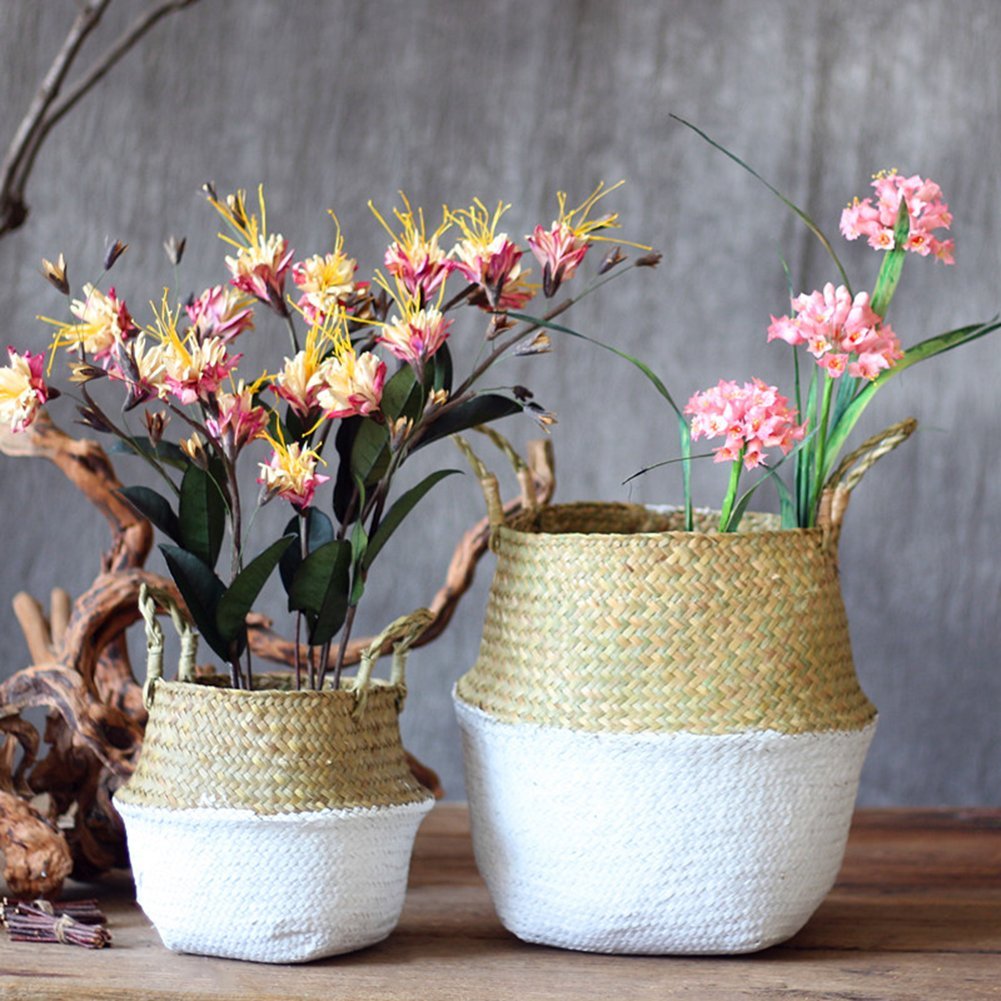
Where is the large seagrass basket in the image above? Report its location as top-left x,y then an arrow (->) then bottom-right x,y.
454,422 -> 913,955
115,589 -> 435,964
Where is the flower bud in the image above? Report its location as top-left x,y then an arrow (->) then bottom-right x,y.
41,253 -> 69,295
103,239 -> 128,271
164,235 -> 186,266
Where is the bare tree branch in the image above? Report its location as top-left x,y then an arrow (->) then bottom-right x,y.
0,0 -> 202,238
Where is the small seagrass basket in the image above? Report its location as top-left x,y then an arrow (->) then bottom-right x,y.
454,420 -> 914,955
115,588 -> 435,964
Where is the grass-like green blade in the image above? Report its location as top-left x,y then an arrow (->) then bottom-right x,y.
505,311 -> 693,527
823,318 -> 1001,481
671,114 -> 853,293
869,200 -> 909,319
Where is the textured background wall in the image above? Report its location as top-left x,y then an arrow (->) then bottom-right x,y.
0,0 -> 998,805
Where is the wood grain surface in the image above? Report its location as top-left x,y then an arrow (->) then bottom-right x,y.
0,805 -> 998,1000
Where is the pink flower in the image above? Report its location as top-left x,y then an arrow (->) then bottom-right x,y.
377,304 -> 452,372
186,286 -> 254,343
526,223 -> 590,296
226,233 -> 294,310
0,347 -> 49,433
292,218 -> 362,324
41,284 -> 138,364
257,439 -> 329,510
161,336 -> 241,405
206,382 -> 269,452
840,170 -> 954,264
371,195 -> 454,303
450,200 -> 537,311
106,334 -> 166,407
526,182 -> 627,296
313,349 -> 386,419
767,283 -> 902,381
686,378 -> 805,471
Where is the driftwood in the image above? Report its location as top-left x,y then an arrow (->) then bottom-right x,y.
0,413 -> 554,896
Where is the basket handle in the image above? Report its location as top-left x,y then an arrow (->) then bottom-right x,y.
453,428 -> 553,550
138,582 -> 198,709
352,607 -> 434,715
818,417 -> 917,545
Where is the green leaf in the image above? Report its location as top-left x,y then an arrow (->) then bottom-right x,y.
178,463 -> 228,570
288,539 -> 352,646
160,544 -> 228,661
428,341 -> 453,394
350,418 -> 391,486
332,417 -> 362,524
869,199 -> 909,319
110,436 -> 187,469
118,486 -> 181,543
283,404 -> 316,445
279,510 -> 335,597
215,535 -> 296,645
670,114 -> 853,293
363,469 -> 462,571
823,318 -> 1001,481
417,394 -> 522,449
766,467 -> 797,529
381,364 -> 424,422
349,522 -> 368,607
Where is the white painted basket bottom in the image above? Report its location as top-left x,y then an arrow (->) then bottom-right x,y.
115,796 -> 434,963
455,695 -> 875,955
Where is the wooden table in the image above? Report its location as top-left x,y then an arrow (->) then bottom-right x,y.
1,807 -> 998,1000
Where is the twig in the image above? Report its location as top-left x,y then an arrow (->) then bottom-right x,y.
0,0 -> 202,237
2,898 -> 111,949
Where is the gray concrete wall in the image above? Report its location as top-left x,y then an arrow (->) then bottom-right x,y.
0,0 -> 997,805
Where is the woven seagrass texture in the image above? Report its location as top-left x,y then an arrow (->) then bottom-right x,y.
457,502 -> 875,735
116,680 -> 431,813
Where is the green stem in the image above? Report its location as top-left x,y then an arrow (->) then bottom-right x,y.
812,376 -> 835,524
718,453 -> 744,532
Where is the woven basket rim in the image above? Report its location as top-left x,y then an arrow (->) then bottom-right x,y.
150,676 -> 404,704
502,501 -> 823,543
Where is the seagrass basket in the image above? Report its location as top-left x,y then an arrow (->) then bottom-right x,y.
115,590 -> 435,964
454,421 -> 914,955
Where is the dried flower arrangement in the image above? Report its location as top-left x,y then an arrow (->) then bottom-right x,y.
2,181 -> 652,692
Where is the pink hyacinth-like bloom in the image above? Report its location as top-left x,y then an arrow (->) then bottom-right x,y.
226,233 -> 294,309
377,305 -> 452,371
767,283 -> 903,381
840,170 -> 954,264
206,383 -> 269,451
0,347 -> 49,433
258,440 -> 329,510
686,378 -> 806,471
186,286 -> 254,343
